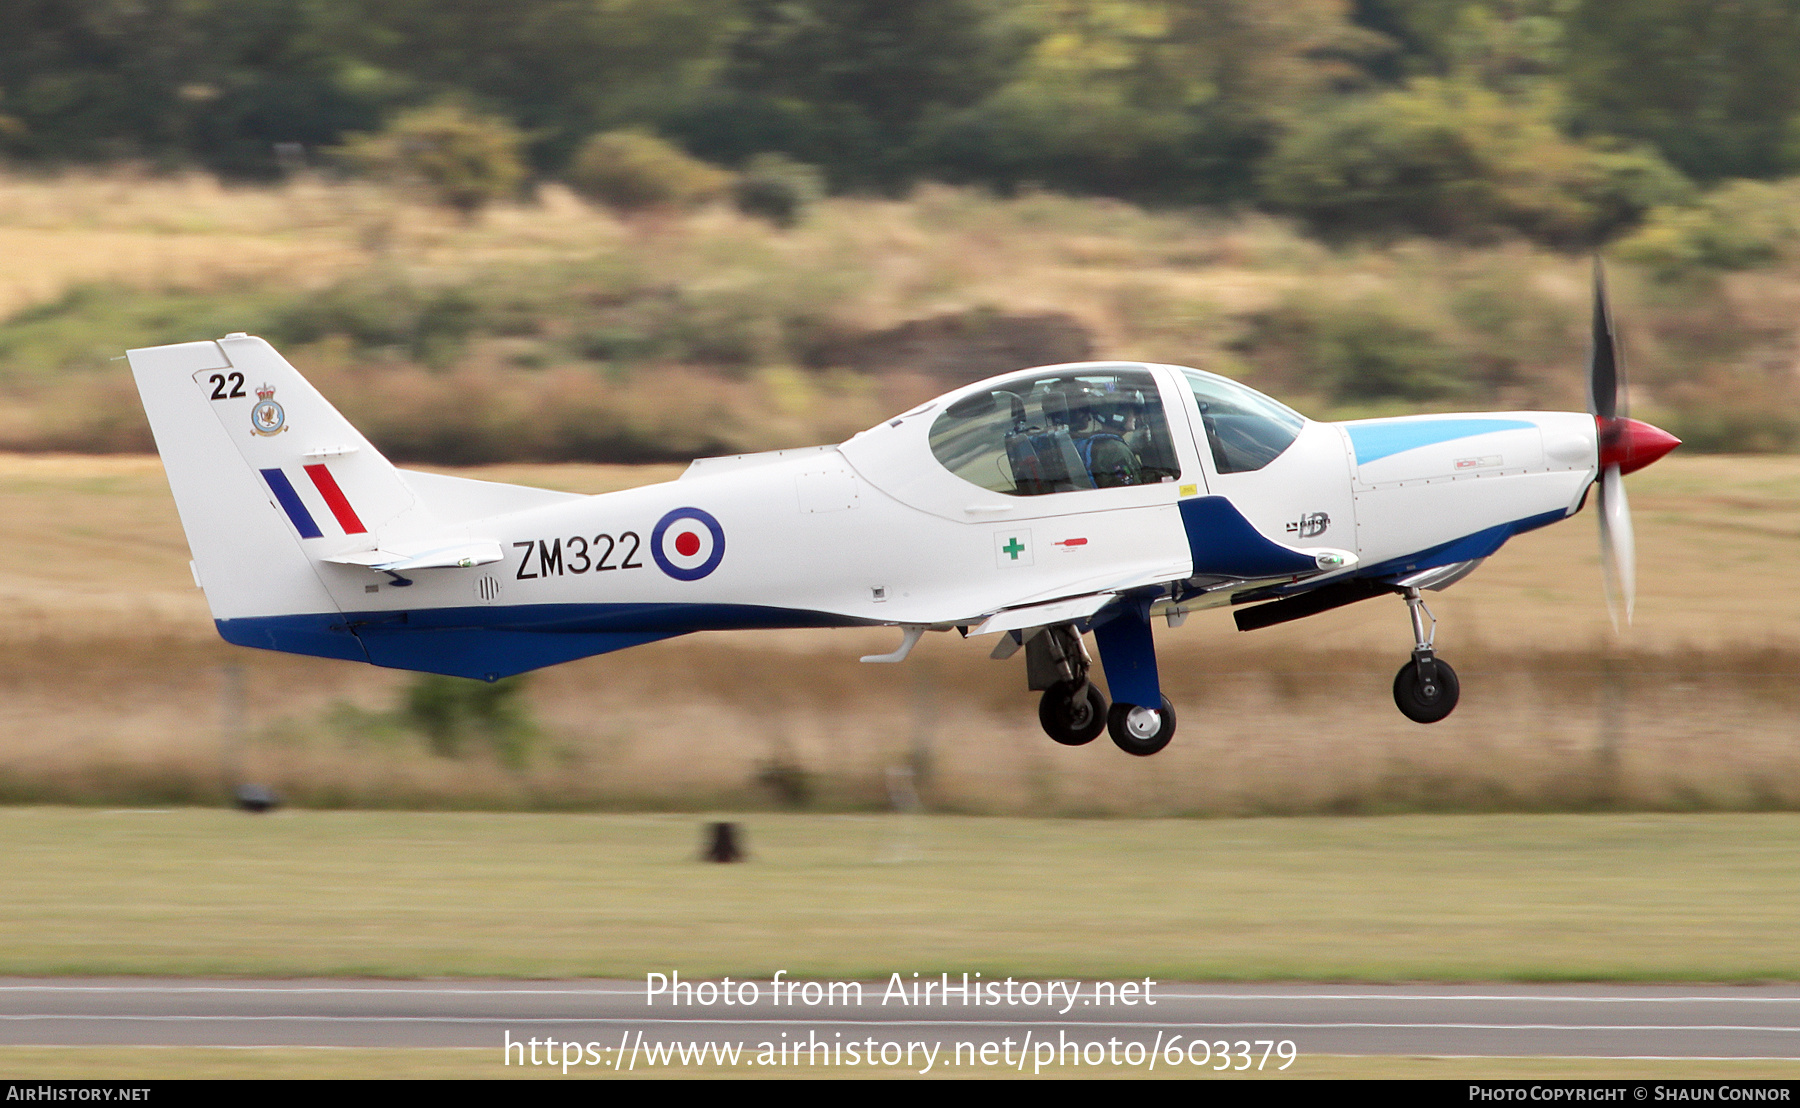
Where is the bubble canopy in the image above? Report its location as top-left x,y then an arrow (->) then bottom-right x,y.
924,363 -> 1304,496
927,365 -> 1182,496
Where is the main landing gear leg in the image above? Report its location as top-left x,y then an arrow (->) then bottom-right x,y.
1392,587 -> 1459,723
1032,624 -> 1108,746
1092,605 -> 1177,756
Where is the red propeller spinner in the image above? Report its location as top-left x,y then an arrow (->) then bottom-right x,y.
1597,415 -> 1680,476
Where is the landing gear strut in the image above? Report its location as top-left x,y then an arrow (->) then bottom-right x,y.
1032,625 -> 1109,746
1028,616 -> 1179,754
1393,587 -> 1459,723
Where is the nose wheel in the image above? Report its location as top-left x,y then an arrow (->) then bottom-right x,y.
1393,587 -> 1459,723
1394,653 -> 1459,722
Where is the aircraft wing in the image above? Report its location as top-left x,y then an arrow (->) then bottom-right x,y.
962,559 -> 1197,637
962,540 -> 1360,638
969,592 -> 1116,636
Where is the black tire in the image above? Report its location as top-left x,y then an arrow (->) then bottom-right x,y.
1107,696 -> 1177,756
1038,681 -> 1108,746
1393,657 -> 1460,724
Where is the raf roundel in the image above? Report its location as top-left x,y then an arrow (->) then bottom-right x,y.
650,507 -> 725,581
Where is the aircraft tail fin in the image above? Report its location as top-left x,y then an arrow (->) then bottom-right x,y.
130,333 -> 668,679
127,334 -> 431,655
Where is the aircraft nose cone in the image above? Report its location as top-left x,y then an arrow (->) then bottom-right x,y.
1597,416 -> 1680,475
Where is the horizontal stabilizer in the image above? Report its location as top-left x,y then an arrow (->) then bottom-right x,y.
323,541 -> 504,572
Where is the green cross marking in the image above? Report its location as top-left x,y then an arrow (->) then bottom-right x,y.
1002,537 -> 1025,560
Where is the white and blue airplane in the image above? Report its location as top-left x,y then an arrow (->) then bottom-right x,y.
128,269 -> 1677,756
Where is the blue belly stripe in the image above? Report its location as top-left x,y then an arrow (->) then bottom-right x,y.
216,602 -> 878,681
1356,507 -> 1569,581
1346,419 -> 1534,466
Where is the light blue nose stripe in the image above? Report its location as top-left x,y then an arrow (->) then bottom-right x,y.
1346,418 -> 1535,465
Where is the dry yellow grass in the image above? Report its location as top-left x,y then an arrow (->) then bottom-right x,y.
0,452 -> 1791,814
0,168 -> 1752,470
0,171 -> 646,320
0,172 -> 358,318
0,169 -> 1301,362
0,227 -> 352,321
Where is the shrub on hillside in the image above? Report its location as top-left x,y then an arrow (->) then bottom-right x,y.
566,130 -> 730,213
1260,79 -> 1692,247
336,102 -> 527,219
1242,294 -> 1465,403
266,276 -> 481,368
1663,404 -> 1800,454
1616,179 -> 1800,280
404,674 -> 537,768
730,153 -> 825,228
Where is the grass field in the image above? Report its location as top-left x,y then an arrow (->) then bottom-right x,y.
4,807 -> 1800,1077
3,808 -> 1799,981
0,451 -> 1795,815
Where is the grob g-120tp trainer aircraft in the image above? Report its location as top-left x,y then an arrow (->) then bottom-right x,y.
129,267 -> 1677,756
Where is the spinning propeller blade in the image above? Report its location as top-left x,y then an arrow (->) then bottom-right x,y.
1586,259 -> 1677,629
1597,464 -> 1635,629
1588,263 -> 1620,423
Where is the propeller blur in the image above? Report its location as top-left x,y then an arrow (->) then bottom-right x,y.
126,271 -> 1677,757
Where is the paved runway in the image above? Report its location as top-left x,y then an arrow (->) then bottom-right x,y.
3,979 -> 1800,1061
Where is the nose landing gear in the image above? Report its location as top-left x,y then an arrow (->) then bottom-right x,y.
1393,587 -> 1459,723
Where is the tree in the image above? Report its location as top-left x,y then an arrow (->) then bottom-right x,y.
341,0 -> 738,169
0,0 -> 379,174
672,0 -> 1028,189
1260,77 -> 1691,245
1563,0 -> 1800,182
337,101 -> 527,218
919,0 -> 1387,202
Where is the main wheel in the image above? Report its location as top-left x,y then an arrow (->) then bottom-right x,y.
1393,657 -> 1460,723
1038,681 -> 1108,746
1107,696 -> 1177,756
